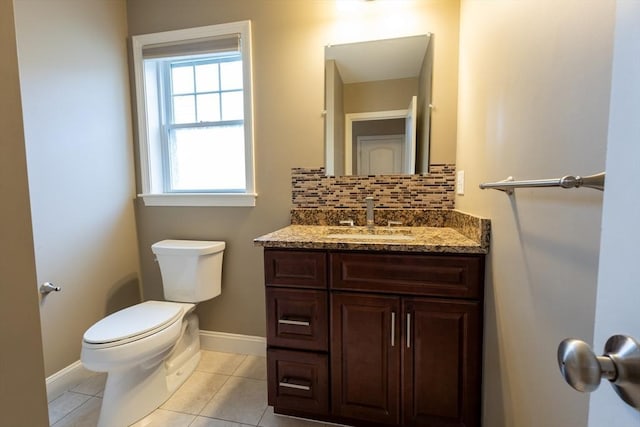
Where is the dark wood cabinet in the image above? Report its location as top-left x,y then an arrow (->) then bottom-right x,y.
266,287 -> 328,351
330,252 -> 482,298
402,298 -> 481,427
264,249 -> 326,289
264,248 -> 484,427
267,348 -> 329,415
331,293 -> 401,425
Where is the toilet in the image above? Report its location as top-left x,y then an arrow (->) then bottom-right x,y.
81,239 -> 225,427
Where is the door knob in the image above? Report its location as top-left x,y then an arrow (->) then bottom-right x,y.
39,282 -> 61,294
557,335 -> 640,410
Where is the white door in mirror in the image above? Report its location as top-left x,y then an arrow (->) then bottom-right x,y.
357,135 -> 404,175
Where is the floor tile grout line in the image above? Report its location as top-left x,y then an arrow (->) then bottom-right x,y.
256,404 -> 269,427
230,353 -> 249,377
51,396 -> 98,427
191,372 -> 233,417
195,350 -> 249,376
66,389 -> 97,398
231,354 -> 248,376
48,392 -> 93,425
195,376 -> 268,425
186,413 -> 199,427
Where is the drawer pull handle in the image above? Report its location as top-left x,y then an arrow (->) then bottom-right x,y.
279,380 -> 311,391
278,319 -> 311,327
391,311 -> 396,347
407,313 -> 412,348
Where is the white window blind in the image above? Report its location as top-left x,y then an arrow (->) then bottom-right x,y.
141,34 -> 240,59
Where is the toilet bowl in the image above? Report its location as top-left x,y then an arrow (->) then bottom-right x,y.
81,240 -> 225,427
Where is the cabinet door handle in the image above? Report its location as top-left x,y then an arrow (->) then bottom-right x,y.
407,313 -> 411,348
279,379 -> 311,391
391,311 -> 396,347
278,318 -> 311,326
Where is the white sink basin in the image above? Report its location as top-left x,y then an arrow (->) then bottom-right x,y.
325,232 -> 414,241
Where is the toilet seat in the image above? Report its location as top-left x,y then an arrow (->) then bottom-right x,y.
83,301 -> 185,349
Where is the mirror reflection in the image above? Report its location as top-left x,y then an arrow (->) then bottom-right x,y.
325,34 -> 433,176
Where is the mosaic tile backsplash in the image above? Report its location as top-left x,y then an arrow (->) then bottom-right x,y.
291,165 -> 456,209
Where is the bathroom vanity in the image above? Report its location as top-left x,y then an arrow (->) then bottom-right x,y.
255,212 -> 489,427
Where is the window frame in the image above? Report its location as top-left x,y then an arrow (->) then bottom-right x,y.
162,55 -> 245,193
132,21 -> 256,207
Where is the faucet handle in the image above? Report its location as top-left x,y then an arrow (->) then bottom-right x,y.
339,220 -> 355,227
365,196 -> 375,228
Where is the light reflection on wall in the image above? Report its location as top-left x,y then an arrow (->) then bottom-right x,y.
331,0 -> 424,45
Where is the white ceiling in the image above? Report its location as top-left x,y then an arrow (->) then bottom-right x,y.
325,34 -> 430,84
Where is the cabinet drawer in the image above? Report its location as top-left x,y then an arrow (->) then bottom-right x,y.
330,252 -> 483,299
266,288 -> 328,351
267,348 -> 329,415
265,249 -> 327,289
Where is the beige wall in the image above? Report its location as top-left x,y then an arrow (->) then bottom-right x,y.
456,1 -> 615,426
14,0 -> 141,376
0,0 -> 49,424
344,77 -> 419,113
127,0 -> 460,336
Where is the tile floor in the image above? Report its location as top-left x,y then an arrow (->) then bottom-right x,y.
48,350 -> 342,427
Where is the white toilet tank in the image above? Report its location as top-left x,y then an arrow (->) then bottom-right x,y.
151,240 -> 225,303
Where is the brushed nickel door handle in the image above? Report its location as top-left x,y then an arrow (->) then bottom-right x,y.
558,335 -> 640,409
40,282 -> 61,294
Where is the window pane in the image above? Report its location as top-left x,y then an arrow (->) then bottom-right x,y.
173,95 -> 196,124
221,91 -> 244,121
171,65 -> 194,95
197,93 -> 220,122
220,60 -> 243,90
169,126 -> 246,191
195,63 -> 219,92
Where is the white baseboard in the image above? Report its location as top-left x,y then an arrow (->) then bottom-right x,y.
199,330 -> 266,357
45,360 -> 94,402
45,330 -> 266,402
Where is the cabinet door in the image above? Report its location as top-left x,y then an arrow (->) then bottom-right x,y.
402,298 -> 481,427
331,292 -> 401,425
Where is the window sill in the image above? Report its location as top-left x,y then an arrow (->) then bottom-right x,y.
139,192 -> 257,207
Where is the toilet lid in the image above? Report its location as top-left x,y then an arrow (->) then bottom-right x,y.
83,301 -> 184,344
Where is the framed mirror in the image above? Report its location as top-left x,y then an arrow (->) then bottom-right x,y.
324,34 -> 433,176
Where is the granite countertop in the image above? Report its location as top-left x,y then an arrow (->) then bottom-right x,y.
254,224 -> 488,254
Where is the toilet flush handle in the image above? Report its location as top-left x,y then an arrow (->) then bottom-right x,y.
40,282 -> 61,294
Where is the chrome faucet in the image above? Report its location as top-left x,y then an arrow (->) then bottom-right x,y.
365,196 -> 375,229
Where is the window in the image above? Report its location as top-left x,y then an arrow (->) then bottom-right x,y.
132,21 -> 255,206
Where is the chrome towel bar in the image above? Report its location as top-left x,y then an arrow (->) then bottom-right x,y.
479,172 -> 605,195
